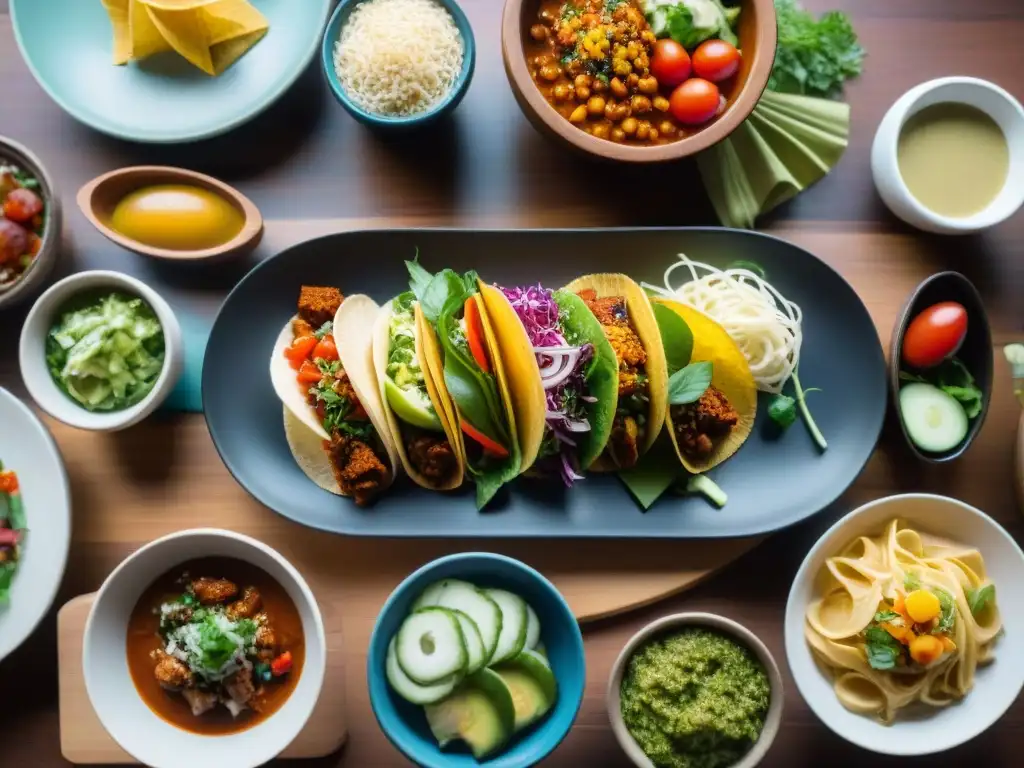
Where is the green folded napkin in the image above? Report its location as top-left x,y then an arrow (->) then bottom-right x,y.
697,90 -> 851,228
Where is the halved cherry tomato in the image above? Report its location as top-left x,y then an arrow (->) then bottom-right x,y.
2,188 -> 43,224
312,334 -> 338,362
296,360 -> 323,385
692,39 -> 741,82
650,39 -> 691,89
461,419 -> 509,458
902,302 -> 968,369
464,296 -> 491,374
270,651 -> 293,677
669,78 -> 721,125
284,335 -> 317,369
0,472 -> 18,494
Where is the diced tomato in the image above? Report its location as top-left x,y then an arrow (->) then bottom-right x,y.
284,335 -> 317,369
271,651 -> 293,677
461,419 -> 509,458
0,472 -> 18,494
312,334 -> 338,362
2,188 -> 43,224
297,360 -> 322,385
464,296 -> 491,374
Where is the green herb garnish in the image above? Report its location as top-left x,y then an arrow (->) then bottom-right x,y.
667,361 -> 713,405
313,321 -> 332,340
900,358 -> 983,419
932,588 -> 956,634
769,0 -> 865,98
904,571 -> 922,591
873,609 -> 900,624
967,585 -> 996,617
864,626 -> 903,670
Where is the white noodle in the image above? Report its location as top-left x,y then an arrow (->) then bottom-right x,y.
642,254 -> 804,395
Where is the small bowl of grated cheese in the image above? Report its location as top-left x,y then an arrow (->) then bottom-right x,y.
322,0 -> 476,128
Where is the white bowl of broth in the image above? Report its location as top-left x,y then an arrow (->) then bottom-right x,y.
83,529 -> 326,768
871,77 -> 1024,234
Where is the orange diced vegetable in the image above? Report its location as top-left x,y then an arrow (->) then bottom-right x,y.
271,651 -> 292,677
0,472 -> 18,494
883,622 -> 915,646
909,634 -> 944,666
296,360 -> 322,385
312,334 -> 338,362
284,335 -> 317,369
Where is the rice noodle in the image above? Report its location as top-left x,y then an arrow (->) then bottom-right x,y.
643,254 -> 804,395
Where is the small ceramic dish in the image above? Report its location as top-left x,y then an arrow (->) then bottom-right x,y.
77,166 -> 263,262
501,0 -> 776,163
367,552 -> 585,768
0,136 -> 62,310
18,270 -> 183,431
889,271 -> 992,462
321,0 -> 476,128
872,77 -> 1024,234
785,494 -> 1024,755
607,613 -> 783,768
84,528 -> 327,768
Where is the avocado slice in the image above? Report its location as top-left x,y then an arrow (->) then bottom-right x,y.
425,668 -> 515,759
384,377 -> 443,431
493,650 -> 557,732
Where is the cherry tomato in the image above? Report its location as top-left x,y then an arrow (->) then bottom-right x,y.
0,219 -> 28,265
284,335 -> 317,369
692,39 -> 741,82
3,188 -> 43,224
901,302 -> 968,369
650,39 -> 691,89
0,471 -> 18,494
464,296 -> 492,374
669,78 -> 721,125
312,334 -> 338,362
296,359 -> 323,385
461,419 -> 509,458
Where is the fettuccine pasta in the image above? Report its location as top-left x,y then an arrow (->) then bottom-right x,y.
805,519 -> 1002,723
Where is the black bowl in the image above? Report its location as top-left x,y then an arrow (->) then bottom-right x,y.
889,272 -> 993,463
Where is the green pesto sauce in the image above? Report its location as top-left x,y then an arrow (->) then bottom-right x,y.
620,628 -> 770,768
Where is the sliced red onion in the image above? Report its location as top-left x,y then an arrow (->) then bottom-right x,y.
537,346 -> 582,391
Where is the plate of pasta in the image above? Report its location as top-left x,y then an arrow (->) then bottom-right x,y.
785,494 -> 1024,755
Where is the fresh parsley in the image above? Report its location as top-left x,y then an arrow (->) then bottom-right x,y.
873,609 -> 900,624
667,361 -> 713,405
932,588 -> 956,634
864,626 -> 903,670
316,358 -> 341,377
769,0 -> 865,98
313,321 -> 333,340
967,585 -> 996,617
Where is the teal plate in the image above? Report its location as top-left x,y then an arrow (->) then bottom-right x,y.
10,0 -> 331,143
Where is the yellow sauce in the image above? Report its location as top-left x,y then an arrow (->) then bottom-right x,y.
110,184 -> 245,251
897,103 -> 1010,219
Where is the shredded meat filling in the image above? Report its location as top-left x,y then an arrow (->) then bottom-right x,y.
327,433 -> 390,505
406,435 -> 458,482
672,386 -> 739,458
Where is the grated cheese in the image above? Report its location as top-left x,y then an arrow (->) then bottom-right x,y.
333,0 -> 464,117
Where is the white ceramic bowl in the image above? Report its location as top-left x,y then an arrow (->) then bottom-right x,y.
18,270 -> 183,431
785,494 -> 1024,755
607,613 -> 784,768
83,528 -> 327,768
871,77 -> 1024,234
0,387 -> 71,661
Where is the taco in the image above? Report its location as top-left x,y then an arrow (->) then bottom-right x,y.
373,292 -> 464,490
652,297 -> 757,473
405,262 -> 529,509
269,286 -> 398,505
478,283 -> 619,484
561,274 -> 669,471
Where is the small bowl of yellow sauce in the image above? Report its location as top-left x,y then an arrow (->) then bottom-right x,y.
871,77 -> 1024,234
77,166 -> 263,261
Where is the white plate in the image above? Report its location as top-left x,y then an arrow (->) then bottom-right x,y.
785,494 -> 1024,755
0,387 -> 71,661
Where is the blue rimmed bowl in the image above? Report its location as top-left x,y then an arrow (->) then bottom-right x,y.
321,0 -> 476,128
367,553 -> 585,767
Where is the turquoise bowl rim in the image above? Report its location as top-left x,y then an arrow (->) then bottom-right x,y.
9,0 -> 332,144
320,0 -> 477,127
367,552 -> 586,767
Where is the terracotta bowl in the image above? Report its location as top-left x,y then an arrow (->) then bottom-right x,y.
501,0 -> 777,163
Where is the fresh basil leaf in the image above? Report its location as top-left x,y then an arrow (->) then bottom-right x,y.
768,394 -> 797,428
873,610 -> 900,624
652,303 -> 693,376
863,626 -> 902,671
932,588 -> 956,634
967,584 -> 995,617
667,361 -> 713,405
618,434 -> 682,510
904,571 -> 921,591
405,258 -> 433,303
421,270 -> 470,324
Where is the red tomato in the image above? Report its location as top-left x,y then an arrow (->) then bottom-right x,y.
312,334 -> 338,362
271,651 -> 293,677
901,302 -> 968,369
669,78 -> 721,125
461,419 -> 509,458
2,188 -> 43,224
692,39 -> 741,82
464,296 -> 492,374
0,471 -> 18,494
284,335 -> 317,368
650,39 -> 691,89
0,219 -> 28,265
296,360 -> 322,385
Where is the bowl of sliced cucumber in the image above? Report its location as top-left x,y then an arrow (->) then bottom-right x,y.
367,552 -> 585,768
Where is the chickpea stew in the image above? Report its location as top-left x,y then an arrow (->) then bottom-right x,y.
0,161 -> 46,290
526,0 -> 742,145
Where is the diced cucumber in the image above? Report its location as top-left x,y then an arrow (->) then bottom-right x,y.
396,608 -> 467,686
420,580 -> 503,665
386,638 -> 457,705
425,669 -> 516,760
452,609 -> 487,674
484,589 -> 528,665
524,603 -> 541,651
900,382 -> 969,453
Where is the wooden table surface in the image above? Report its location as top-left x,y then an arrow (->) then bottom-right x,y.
2,0 -> 1024,765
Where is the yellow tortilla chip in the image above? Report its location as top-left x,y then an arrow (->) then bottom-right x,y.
653,298 -> 757,474
203,0 -> 268,45
144,6 -> 214,74
129,0 -> 172,60
137,0 -> 222,9
101,0 -> 133,65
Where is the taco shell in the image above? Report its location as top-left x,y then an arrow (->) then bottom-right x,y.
282,406 -> 340,495
562,273 -> 669,470
472,293 -> 524,472
373,299 -> 465,490
476,282 -> 547,473
653,298 -> 757,474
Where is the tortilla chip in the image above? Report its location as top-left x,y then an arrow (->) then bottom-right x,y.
144,6 -> 214,74
137,0 -> 222,9
654,298 -> 757,474
101,0 -> 133,64
129,0 -> 173,59
282,406 -> 341,496
476,282 -> 547,474
205,0 -> 269,72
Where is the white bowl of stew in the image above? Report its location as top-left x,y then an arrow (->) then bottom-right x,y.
83,529 -> 326,768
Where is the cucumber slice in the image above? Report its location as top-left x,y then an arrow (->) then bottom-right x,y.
900,382 -> 969,453
493,650 -> 558,732
425,669 -> 516,759
423,581 -> 503,664
524,603 -> 541,651
411,580 -> 451,612
386,638 -> 457,705
396,608 -> 467,685
452,609 -> 487,674
485,588 -> 528,665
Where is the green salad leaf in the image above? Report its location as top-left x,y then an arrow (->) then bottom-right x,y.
668,361 -> 713,405
644,0 -> 740,49
900,358 -> 983,419
967,585 -> 996,617
864,625 -> 903,670
931,588 -> 956,635
652,302 -> 693,376
873,609 -> 900,624
769,0 -> 865,98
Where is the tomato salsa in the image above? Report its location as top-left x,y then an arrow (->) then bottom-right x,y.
0,161 -> 46,290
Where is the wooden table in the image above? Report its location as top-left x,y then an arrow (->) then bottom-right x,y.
2,0 -> 1024,765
